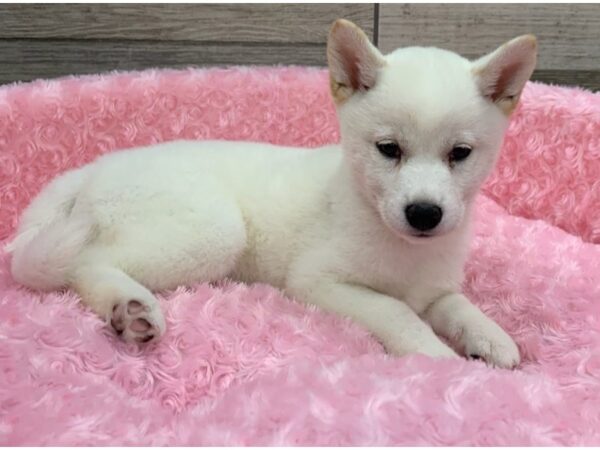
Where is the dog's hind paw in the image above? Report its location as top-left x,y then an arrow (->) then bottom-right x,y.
110,297 -> 166,344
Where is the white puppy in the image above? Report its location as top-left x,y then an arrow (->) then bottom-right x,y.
8,20 -> 536,367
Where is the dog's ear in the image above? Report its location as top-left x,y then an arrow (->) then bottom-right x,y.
472,35 -> 537,115
327,19 -> 386,104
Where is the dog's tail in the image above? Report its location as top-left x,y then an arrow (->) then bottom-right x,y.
6,168 -> 95,291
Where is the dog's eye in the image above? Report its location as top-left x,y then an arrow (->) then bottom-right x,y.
376,141 -> 402,159
449,145 -> 472,164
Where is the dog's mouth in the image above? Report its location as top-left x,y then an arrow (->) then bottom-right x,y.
402,230 -> 447,243
409,231 -> 436,239
411,232 -> 435,238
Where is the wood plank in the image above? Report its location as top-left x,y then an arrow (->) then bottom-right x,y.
532,70 -> 600,92
0,39 -> 330,86
1,41 -> 597,92
0,4 -> 374,43
379,4 -> 600,71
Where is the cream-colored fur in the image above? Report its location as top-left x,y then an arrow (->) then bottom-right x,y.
7,20 -> 537,367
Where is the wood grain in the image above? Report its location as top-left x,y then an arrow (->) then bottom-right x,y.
378,4 -> 600,91
0,4 -> 374,43
1,4 -> 597,90
0,40 -> 331,85
379,4 -> 600,70
0,4 -> 375,86
531,70 -> 600,92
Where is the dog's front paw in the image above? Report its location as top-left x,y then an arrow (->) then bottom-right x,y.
461,323 -> 520,369
386,338 -> 460,360
419,342 -> 461,360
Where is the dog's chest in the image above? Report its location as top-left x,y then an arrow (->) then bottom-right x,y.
347,236 -> 465,313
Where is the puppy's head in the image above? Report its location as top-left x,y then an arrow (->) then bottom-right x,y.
328,19 -> 537,242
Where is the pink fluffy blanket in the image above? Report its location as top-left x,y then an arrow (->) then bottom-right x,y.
1,67 -> 599,445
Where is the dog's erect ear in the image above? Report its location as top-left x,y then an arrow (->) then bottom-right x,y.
472,35 -> 537,115
327,19 -> 386,104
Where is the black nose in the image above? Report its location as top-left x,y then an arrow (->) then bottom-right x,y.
405,202 -> 443,231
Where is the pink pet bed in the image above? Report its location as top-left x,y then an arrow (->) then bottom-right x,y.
1,67 -> 599,445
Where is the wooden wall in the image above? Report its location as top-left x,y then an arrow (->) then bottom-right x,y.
378,4 -> 600,91
0,3 -> 598,91
0,4 -> 374,84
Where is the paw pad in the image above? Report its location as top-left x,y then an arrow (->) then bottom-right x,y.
110,298 -> 164,344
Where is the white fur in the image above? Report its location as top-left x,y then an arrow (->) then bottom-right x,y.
8,20 -> 536,365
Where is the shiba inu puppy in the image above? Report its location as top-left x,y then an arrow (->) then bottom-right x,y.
8,20 -> 537,368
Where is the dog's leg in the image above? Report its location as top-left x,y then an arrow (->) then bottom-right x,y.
72,264 -> 166,343
423,293 -> 520,368
67,197 -> 247,342
289,282 -> 458,358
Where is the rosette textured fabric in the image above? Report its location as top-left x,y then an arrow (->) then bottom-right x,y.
0,67 -> 599,445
